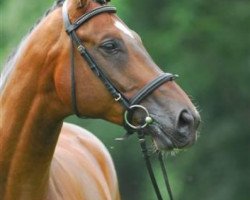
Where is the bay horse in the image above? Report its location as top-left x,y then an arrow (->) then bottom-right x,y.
0,0 -> 200,199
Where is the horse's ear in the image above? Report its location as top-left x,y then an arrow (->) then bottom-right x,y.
75,0 -> 87,8
66,0 -> 90,19
65,0 -> 89,9
75,0 -> 89,8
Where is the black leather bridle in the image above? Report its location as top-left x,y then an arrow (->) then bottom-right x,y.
62,1 -> 176,199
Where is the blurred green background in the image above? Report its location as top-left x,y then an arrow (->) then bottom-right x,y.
1,0 -> 249,199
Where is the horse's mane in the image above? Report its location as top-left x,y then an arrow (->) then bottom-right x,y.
0,0 -> 111,92
0,0 -> 65,93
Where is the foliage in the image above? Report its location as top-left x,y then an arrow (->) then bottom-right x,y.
1,0 -> 250,199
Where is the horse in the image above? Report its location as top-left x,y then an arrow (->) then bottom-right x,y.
0,0 -> 200,199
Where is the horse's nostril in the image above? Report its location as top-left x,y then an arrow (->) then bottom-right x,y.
177,110 -> 194,133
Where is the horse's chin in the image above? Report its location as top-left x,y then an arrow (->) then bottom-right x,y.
152,133 -> 176,151
148,125 -> 196,152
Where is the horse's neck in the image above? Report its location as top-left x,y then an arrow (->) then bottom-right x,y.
0,9 -> 66,199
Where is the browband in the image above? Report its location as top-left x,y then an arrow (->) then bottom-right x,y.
63,3 -> 116,34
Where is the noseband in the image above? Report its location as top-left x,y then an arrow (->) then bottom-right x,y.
62,1 -> 175,200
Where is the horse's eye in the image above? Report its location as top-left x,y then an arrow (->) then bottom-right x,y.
100,40 -> 119,54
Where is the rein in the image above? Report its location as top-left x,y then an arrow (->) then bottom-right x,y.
62,1 -> 175,199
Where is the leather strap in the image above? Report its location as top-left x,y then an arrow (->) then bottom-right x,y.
138,132 -> 164,200
130,73 -> 178,105
62,2 -> 175,199
63,1 -> 130,117
63,3 -> 116,34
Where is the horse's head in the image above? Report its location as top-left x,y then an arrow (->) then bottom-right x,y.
55,0 -> 200,151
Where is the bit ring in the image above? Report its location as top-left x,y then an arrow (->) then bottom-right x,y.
124,105 -> 153,130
